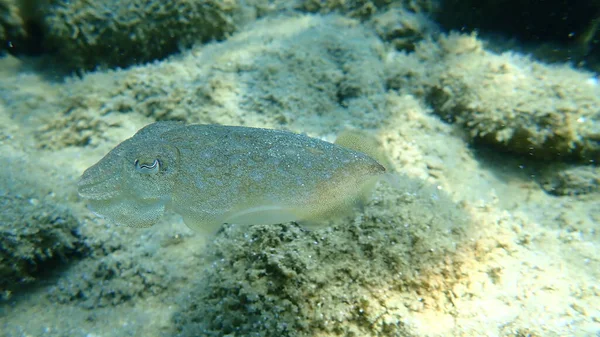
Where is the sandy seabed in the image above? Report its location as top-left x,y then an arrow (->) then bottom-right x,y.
0,10 -> 598,337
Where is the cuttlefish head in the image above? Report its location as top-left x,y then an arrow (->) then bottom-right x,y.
78,138 -> 180,228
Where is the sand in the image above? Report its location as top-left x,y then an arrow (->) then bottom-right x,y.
0,9 -> 598,337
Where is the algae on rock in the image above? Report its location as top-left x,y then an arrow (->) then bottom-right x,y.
36,0 -> 243,70
386,32 -> 600,161
173,176 -> 472,336
0,194 -> 84,296
34,15 -> 389,149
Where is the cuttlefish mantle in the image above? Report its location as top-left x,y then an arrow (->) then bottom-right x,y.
78,122 -> 387,235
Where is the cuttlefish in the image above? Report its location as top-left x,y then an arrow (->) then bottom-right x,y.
77,122 -> 389,234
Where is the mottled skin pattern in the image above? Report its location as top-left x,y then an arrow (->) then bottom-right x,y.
78,122 -> 385,234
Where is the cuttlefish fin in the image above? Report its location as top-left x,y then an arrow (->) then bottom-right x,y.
222,204 -> 300,226
180,211 -> 224,237
334,128 -> 394,172
336,129 -> 411,195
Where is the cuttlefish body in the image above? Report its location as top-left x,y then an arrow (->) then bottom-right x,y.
78,122 -> 386,234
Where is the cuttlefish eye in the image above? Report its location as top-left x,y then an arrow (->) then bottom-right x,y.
134,159 -> 160,174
